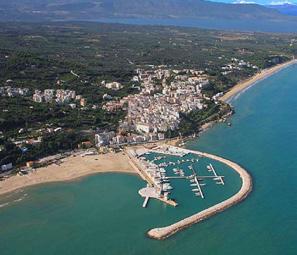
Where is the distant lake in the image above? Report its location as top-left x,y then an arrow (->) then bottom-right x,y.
73,17 -> 297,33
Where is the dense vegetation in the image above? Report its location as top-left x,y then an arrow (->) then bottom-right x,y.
0,132 -> 83,166
1,22 -> 296,92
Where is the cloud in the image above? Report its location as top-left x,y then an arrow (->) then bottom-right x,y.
269,0 -> 297,5
233,0 -> 256,4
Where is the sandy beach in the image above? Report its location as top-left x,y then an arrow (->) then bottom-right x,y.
220,59 -> 297,102
0,153 -> 135,196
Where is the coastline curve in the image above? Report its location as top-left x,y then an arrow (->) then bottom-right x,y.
147,148 -> 252,240
220,59 -> 297,103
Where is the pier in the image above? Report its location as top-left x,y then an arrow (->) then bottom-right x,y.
142,197 -> 150,208
147,145 -> 252,240
127,148 -> 178,207
208,163 -> 225,185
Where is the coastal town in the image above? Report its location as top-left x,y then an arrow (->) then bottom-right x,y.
1,58 -> 294,215
0,56 -> 292,177
97,66 -> 220,147
0,64 -> 221,172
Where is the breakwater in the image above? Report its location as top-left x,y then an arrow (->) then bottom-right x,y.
147,146 -> 252,240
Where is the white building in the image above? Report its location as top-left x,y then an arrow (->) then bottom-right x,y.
135,123 -> 151,133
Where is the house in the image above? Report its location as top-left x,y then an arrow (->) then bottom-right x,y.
105,82 -> 123,90
78,141 -> 93,149
158,133 -> 165,140
80,98 -> 87,107
95,132 -> 115,147
26,161 -> 35,168
135,123 -> 151,133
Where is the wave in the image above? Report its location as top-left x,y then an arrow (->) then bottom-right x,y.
0,193 -> 28,208
230,80 -> 262,103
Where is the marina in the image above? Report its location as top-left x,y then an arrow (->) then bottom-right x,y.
127,145 -> 228,208
147,145 -> 252,240
127,144 -> 252,240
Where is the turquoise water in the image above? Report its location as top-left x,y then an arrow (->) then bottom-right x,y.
1,64 -> 297,254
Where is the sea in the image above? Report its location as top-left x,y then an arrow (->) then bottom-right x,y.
75,17 -> 297,33
1,64 -> 297,254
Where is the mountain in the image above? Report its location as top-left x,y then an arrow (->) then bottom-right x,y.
1,0 -> 297,32
267,3 -> 297,16
0,0 -> 287,20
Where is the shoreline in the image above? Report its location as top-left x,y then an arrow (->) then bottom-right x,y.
147,147 -> 252,240
0,153 -> 135,197
0,141 -> 180,198
220,59 -> 297,103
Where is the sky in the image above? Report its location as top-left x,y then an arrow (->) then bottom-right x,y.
211,0 -> 297,5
